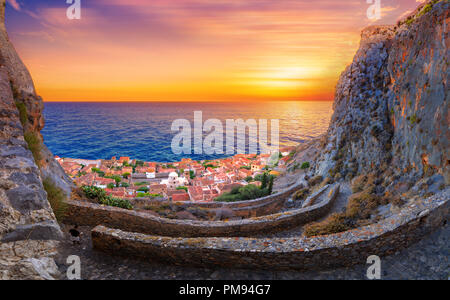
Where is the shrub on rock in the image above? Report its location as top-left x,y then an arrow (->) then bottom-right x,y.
43,178 -> 67,222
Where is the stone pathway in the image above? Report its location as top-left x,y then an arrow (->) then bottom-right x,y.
257,183 -> 350,238
54,223 -> 449,280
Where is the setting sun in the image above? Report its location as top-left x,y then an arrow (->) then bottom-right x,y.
5,0 -> 423,102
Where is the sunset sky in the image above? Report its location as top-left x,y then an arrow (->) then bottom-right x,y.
5,0 -> 423,102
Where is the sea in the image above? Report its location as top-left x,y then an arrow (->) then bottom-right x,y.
42,101 -> 333,162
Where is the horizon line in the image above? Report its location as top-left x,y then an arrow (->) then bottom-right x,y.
42,99 -> 334,103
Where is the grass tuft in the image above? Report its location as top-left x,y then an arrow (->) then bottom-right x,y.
24,131 -> 42,166
304,173 -> 387,237
43,178 -> 68,222
14,101 -> 43,168
293,188 -> 309,201
15,102 -> 28,127
307,175 -> 323,187
301,162 -> 310,169
303,213 -> 350,237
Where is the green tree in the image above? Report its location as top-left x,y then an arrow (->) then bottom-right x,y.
137,187 -> 149,193
92,168 -> 105,177
176,186 -> 188,192
268,176 -> 274,194
261,173 -> 268,190
215,184 -> 270,202
254,174 -> 263,182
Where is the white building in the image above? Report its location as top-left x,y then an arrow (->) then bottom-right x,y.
160,172 -> 188,190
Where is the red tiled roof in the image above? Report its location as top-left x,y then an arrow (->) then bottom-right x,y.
172,193 -> 190,202
188,186 -> 203,201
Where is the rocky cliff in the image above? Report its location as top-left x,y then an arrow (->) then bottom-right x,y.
0,1 -> 72,197
315,0 -> 449,187
0,0 -> 72,279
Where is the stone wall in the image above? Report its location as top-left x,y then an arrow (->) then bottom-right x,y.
0,239 -> 60,280
131,182 -> 301,218
64,185 -> 339,237
92,189 -> 449,271
176,181 -> 304,218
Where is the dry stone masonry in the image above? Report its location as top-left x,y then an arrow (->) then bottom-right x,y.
92,189 -> 448,271
64,185 -> 340,238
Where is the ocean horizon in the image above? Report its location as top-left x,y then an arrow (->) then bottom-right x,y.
42,101 -> 333,162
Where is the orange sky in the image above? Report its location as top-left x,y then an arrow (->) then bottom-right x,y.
5,0 -> 423,102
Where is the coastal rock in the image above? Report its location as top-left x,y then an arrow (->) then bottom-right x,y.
315,0 -> 449,184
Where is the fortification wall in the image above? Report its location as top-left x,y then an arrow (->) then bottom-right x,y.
64,185 -> 339,237
92,189 -> 449,271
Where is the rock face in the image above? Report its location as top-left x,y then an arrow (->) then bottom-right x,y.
0,3 -> 35,95
0,0 -> 71,279
315,0 -> 449,185
0,1 -> 72,197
